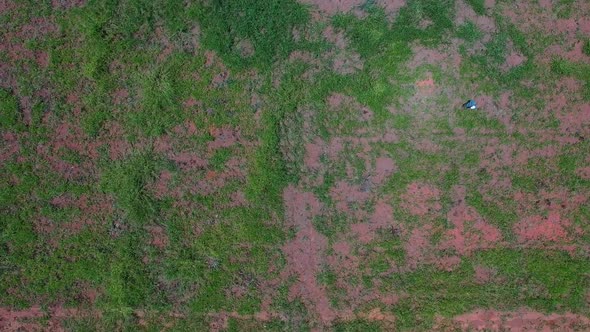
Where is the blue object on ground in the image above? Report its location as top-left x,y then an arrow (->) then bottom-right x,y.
463,99 -> 477,109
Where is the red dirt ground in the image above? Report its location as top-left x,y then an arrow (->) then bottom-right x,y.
281,186 -> 335,324
473,265 -> 497,285
0,305 -> 100,331
373,157 -> 396,184
404,224 -> 434,270
400,182 -> 442,217
351,200 -> 396,243
513,212 -> 578,244
441,186 -> 502,256
443,309 -> 590,331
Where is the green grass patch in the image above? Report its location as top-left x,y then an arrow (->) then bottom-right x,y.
393,249 -> 590,329
197,0 -> 309,69
456,21 -> 483,42
0,89 -> 22,130
455,109 -> 505,131
465,0 -> 486,15
100,152 -> 171,224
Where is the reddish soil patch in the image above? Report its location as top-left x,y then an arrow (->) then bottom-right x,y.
236,39 -> 254,58
190,157 -> 246,196
576,167 -> 590,179
229,191 -> 248,207
112,88 -> 129,105
0,0 -> 17,14
211,70 -> 230,87
556,18 -> 578,35
415,73 -> 435,89
449,309 -> 590,331
52,0 -> 86,9
351,200 -> 396,243
478,139 -> 514,193
50,193 -> 114,216
328,137 -> 344,160
208,313 -> 229,331
16,17 -> 58,39
226,284 -> 247,300
544,41 -> 590,64
372,157 -> 396,185
456,0 -> 497,41
404,224 -> 434,269
154,26 -> 174,63
172,119 -> 198,137
502,52 -> 526,70
327,93 -> 347,108
170,152 -> 208,171
414,139 -> 441,153
441,186 -> 502,255
375,0 -> 407,18
0,306 -> 44,331
359,105 -> 373,121
330,181 -> 371,217
326,241 -> 360,284
557,103 -> 590,135
498,91 -> 511,110
323,26 -> 348,49
19,96 -> 32,126
418,19 -> 433,29
204,50 -> 216,67
434,255 -> 462,272
288,50 -> 320,65
0,132 -> 20,163
513,212 -> 579,244
35,51 -> 49,68
474,94 -> 496,111
538,0 -> 552,9
77,285 -> 99,305
103,121 -> 131,161
513,189 -> 588,217
474,265 -> 497,284
304,138 -> 325,170
50,121 -> 99,159
362,308 -> 396,326
36,114 -> 106,180
407,45 -> 445,69
580,17 -> 590,36
332,51 -> 364,75
183,96 -> 201,110
400,182 -> 441,217
514,145 -> 558,165
0,305 -> 99,331
33,216 -> 56,235
147,225 -> 168,249
281,186 -> 336,324
208,126 -> 240,150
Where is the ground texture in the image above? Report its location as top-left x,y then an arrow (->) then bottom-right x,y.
1,0 -> 590,331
